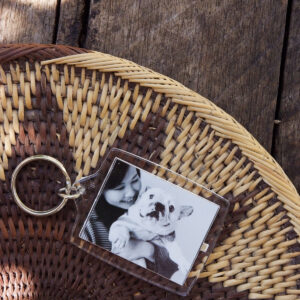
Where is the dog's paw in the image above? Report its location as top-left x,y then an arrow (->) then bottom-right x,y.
109,228 -> 130,251
112,235 -> 129,249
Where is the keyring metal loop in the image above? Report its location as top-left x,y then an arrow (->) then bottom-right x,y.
11,155 -> 72,217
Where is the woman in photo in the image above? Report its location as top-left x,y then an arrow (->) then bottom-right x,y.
81,160 -> 178,278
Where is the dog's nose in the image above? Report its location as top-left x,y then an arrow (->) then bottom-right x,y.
155,202 -> 165,213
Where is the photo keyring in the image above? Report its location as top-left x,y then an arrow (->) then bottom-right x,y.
11,149 -> 229,296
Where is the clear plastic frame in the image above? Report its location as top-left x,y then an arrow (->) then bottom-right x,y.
71,148 -> 229,296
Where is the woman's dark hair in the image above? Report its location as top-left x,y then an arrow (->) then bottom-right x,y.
104,160 -> 140,190
94,160 -> 140,229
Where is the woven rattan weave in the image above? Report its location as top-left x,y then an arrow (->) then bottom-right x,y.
0,44 -> 299,299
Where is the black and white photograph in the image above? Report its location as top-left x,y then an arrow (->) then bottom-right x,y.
79,158 -> 220,285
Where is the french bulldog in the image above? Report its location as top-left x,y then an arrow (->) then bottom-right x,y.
109,187 -> 193,275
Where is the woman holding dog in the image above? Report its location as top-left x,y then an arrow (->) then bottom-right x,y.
81,160 -> 178,278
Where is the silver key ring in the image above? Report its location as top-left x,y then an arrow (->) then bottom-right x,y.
11,155 -> 84,217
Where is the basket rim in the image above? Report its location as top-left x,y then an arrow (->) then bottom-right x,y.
0,43 -> 299,298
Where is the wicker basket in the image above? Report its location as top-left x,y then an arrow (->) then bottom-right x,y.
0,44 -> 299,299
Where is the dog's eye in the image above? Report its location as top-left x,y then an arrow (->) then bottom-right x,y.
169,205 -> 175,212
149,194 -> 154,199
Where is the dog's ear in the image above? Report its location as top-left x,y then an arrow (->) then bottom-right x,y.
179,205 -> 193,219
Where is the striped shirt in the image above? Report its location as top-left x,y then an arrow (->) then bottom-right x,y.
80,210 -> 112,250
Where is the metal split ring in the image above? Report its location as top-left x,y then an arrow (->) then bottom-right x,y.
11,155 -> 84,217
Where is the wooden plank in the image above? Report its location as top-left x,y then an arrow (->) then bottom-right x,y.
85,0 -> 287,152
56,0 -> 85,46
273,1 -> 300,192
0,0 -> 57,44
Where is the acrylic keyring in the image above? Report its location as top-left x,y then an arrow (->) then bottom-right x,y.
11,154 -> 85,217
71,148 -> 230,296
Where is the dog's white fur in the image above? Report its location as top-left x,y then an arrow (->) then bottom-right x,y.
109,187 -> 193,274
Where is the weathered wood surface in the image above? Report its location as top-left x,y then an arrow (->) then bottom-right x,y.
0,0 -> 57,44
273,0 -> 300,191
85,0 -> 287,154
56,0 -> 85,46
0,0 -> 299,192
